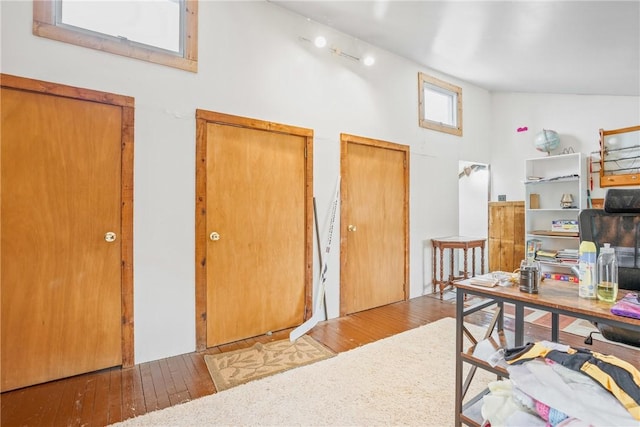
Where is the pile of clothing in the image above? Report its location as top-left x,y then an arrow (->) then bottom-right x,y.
481,341 -> 639,426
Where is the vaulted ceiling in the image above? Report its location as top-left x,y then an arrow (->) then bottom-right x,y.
272,1 -> 640,96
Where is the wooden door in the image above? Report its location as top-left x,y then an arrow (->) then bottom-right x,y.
1,75 -> 134,392
195,111 -> 313,349
340,134 -> 409,315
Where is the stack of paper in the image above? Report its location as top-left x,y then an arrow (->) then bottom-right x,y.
468,274 -> 499,287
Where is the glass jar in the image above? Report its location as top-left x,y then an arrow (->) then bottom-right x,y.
596,243 -> 618,303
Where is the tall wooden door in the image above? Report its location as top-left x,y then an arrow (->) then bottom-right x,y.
0,74 -> 134,392
340,134 -> 409,315
195,111 -> 313,349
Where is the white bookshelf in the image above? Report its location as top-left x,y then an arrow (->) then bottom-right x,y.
524,152 -> 584,274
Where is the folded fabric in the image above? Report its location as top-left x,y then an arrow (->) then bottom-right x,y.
504,341 -> 640,420
535,399 -> 568,426
481,379 -> 545,427
507,360 -> 637,426
505,410 -> 547,427
611,292 -> 640,319
481,379 -> 522,426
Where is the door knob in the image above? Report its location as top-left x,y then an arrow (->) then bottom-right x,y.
104,232 -> 117,242
209,231 -> 221,241
348,225 -> 357,232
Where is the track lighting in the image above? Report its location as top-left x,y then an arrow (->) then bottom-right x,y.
299,35 -> 375,67
314,36 -> 327,48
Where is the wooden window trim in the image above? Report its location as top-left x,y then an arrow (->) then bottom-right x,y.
418,72 -> 463,136
33,0 -> 198,72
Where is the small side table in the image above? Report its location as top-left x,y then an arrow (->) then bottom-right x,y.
431,236 -> 486,299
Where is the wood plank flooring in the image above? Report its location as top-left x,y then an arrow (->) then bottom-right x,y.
1,294 -> 637,426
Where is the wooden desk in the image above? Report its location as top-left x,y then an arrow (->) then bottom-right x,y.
453,279 -> 640,426
431,236 -> 486,299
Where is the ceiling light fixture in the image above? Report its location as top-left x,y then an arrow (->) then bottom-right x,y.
299,35 -> 375,66
329,46 -> 359,62
314,36 -> 327,48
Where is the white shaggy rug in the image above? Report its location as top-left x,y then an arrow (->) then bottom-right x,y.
113,317 -> 494,426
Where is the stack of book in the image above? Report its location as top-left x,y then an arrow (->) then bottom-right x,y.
551,220 -> 579,233
556,248 -> 579,264
535,249 -> 558,262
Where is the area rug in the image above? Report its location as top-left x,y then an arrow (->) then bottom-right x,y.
204,335 -> 335,391
112,317 -> 495,426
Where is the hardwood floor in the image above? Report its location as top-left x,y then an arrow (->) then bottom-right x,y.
1,294 -> 637,426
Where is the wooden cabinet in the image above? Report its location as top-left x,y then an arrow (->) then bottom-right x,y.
488,201 -> 525,272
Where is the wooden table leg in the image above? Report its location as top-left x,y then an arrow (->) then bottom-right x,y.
432,242 -> 437,294
471,247 -> 476,277
447,248 -> 455,297
439,247 -> 445,299
463,247 -> 469,279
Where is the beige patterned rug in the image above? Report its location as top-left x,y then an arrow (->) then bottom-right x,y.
204,335 -> 335,391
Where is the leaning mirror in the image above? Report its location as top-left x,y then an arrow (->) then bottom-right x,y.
600,125 -> 640,187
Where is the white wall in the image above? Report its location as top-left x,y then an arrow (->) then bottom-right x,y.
1,1 -> 492,364
489,93 -> 640,202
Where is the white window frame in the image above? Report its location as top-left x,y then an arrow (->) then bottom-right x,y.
33,0 -> 198,72
418,72 -> 463,136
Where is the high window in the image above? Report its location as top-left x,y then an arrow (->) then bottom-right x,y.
418,72 -> 462,136
33,0 -> 198,72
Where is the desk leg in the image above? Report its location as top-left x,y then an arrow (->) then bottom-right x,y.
439,248 -> 445,299
449,248 -> 455,281
481,244 -> 485,275
515,304 -> 525,347
551,313 -> 559,342
432,244 -> 437,294
443,248 -> 453,298
455,287 -> 464,427
463,248 -> 469,279
470,247 -> 476,278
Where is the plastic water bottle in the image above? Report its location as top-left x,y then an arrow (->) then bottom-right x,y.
579,241 -> 597,299
597,243 -> 618,303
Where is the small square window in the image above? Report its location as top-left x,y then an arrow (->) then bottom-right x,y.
418,72 -> 462,136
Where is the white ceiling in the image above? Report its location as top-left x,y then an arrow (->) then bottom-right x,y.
271,1 -> 640,96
